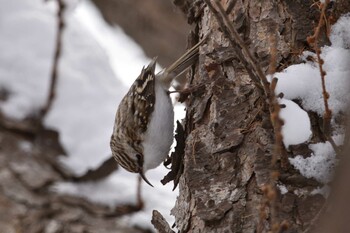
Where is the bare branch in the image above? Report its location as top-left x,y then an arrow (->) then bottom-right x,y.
307,0 -> 340,155
40,0 -> 65,122
71,156 -> 118,182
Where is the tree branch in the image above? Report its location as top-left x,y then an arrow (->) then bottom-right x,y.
40,0 -> 65,122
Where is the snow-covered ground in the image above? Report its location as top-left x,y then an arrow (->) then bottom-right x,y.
0,0 -> 180,229
0,0 -> 349,229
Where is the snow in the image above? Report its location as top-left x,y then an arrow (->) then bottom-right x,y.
0,0 -> 179,230
330,13 -> 350,49
277,183 -> 288,195
73,0 -> 159,87
0,0 -> 54,119
310,185 -> 330,198
289,135 -> 343,184
274,47 -> 350,116
46,2 -> 127,174
272,15 -> 350,136
273,13 -> 350,184
274,13 -> 350,117
289,144 -> 335,184
279,99 -> 311,148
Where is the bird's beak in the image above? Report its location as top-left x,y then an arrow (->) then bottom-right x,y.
139,171 -> 153,187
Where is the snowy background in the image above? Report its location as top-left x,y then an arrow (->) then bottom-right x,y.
0,0 -> 181,229
0,0 -> 349,229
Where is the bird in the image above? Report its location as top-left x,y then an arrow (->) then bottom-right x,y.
110,37 -> 206,186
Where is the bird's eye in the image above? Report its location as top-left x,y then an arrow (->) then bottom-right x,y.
136,154 -> 143,166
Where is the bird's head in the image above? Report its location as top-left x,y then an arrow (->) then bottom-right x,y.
110,137 -> 153,187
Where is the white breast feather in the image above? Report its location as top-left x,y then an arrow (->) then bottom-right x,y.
142,79 -> 174,171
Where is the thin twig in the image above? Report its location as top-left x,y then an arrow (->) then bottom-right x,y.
259,76 -> 286,232
268,30 -> 284,170
40,0 -> 65,122
269,32 -> 282,233
269,78 -> 284,233
307,0 -> 339,155
314,1 -> 331,131
71,156 -> 118,182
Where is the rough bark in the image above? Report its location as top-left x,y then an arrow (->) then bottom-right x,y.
171,1 -> 350,233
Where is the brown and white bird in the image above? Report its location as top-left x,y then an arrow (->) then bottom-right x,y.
110,38 -> 205,186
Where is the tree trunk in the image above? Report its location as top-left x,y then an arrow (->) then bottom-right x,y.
171,1 -> 350,232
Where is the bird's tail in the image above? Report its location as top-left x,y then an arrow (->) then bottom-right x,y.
158,35 -> 207,88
